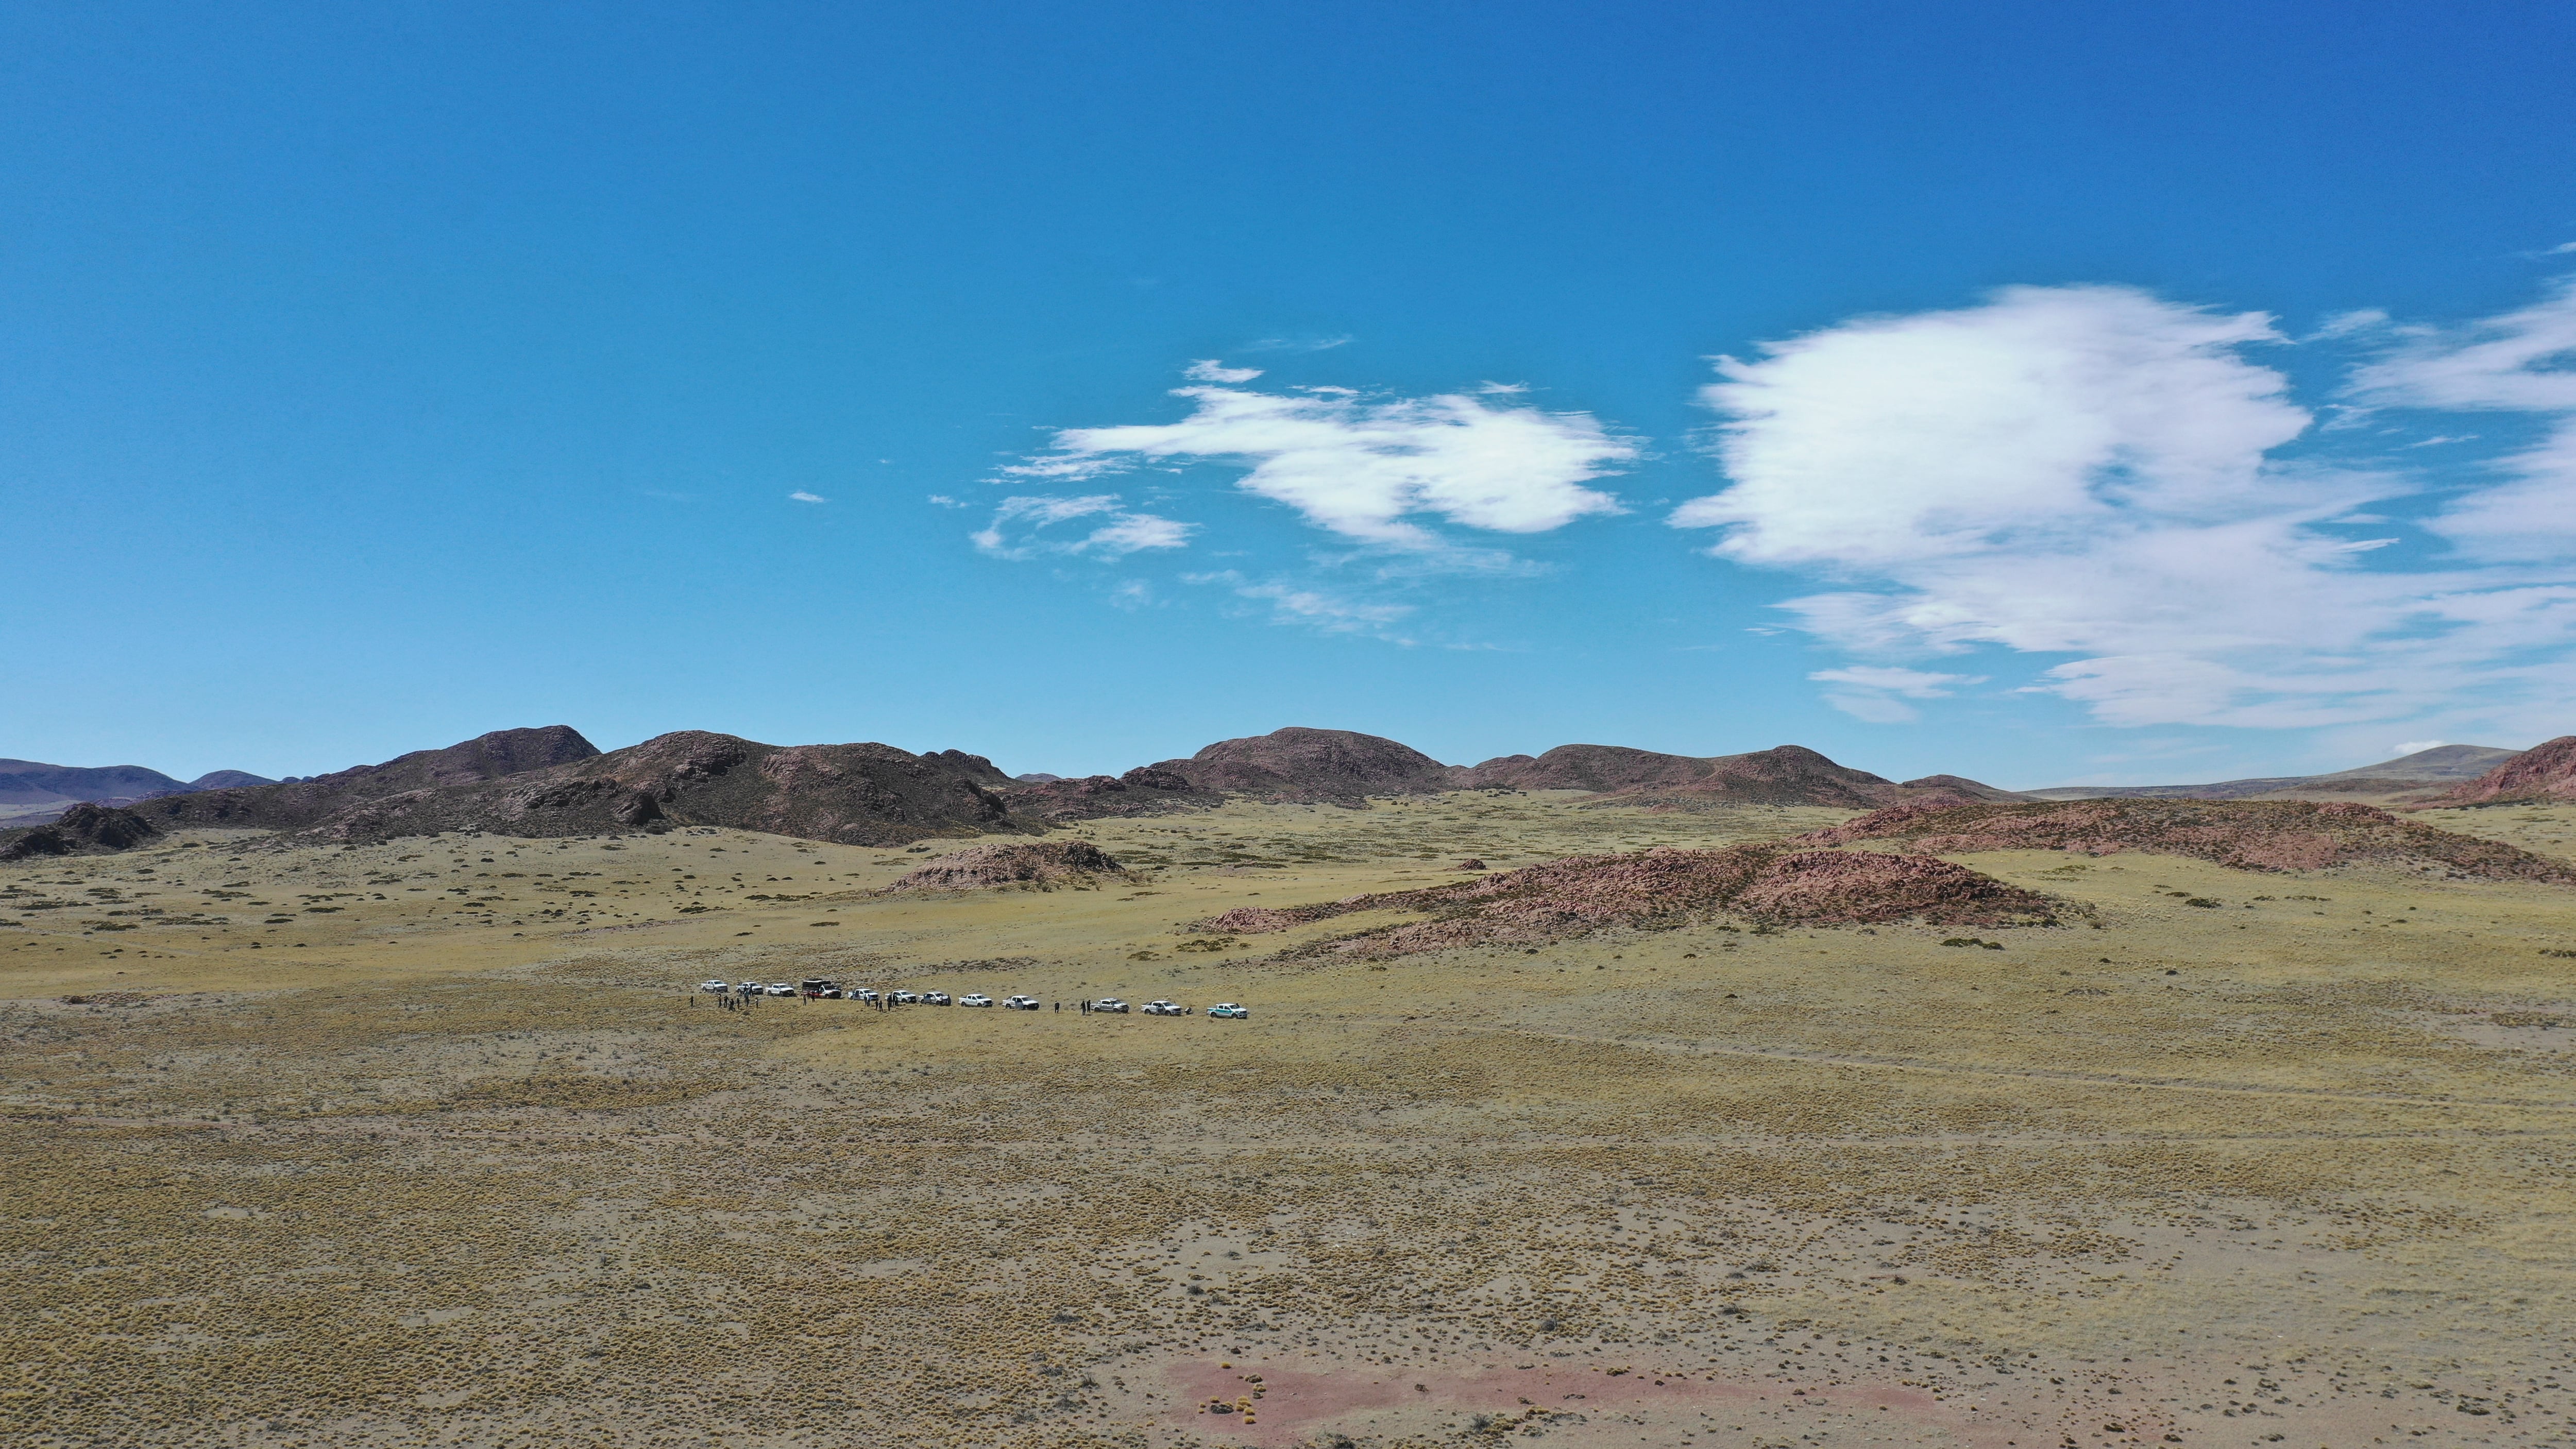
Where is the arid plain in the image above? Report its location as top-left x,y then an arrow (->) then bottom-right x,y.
8,794 -> 2576,1448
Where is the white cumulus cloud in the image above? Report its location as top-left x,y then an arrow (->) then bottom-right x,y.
1184,360 -> 1264,383
787,490 -> 828,503
1003,372 -> 1634,549
1672,282 -> 2576,734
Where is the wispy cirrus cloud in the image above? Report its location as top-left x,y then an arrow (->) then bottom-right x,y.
1181,569 -> 1416,639
971,494 -> 1194,560
1673,281 -> 2576,736
788,490 -> 829,504
1809,665 -> 1986,724
2349,278 -> 2576,562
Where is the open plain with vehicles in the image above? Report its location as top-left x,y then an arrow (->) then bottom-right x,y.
8,792 -> 2576,1446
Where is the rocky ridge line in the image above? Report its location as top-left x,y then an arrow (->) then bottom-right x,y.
1794,797 -> 2576,881
1194,844 -> 2058,960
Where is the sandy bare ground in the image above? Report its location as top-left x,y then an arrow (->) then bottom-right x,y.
5,795 -> 2576,1446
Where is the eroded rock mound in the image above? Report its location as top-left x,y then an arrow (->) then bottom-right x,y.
1195,844 -> 2054,960
1001,766 -> 1221,822
2425,735 -> 2576,807
1798,797 -> 2575,881
0,803 -> 163,861
883,840 -> 1126,891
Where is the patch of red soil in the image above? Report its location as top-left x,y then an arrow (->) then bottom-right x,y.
1797,797 -> 2576,881
880,839 -> 1126,891
1195,845 -> 2054,959
2425,733 -> 2576,805
1154,1355 -> 2005,1448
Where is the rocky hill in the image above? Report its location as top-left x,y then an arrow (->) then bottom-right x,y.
2422,736 -> 2576,806
1797,797 -> 2574,881
999,768 -> 1220,823
1459,743 -> 1720,793
131,726 -> 603,835
318,732 -> 1031,846
1138,727 -> 1463,804
0,803 -> 165,861
1461,742 -> 2023,810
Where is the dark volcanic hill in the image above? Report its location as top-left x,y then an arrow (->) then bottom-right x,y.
0,803 -> 165,861
1140,727 -> 1463,804
1016,729 -> 2023,814
189,770 -> 276,789
132,726 -> 603,835
1459,744 -> 1716,793
2424,736 -> 2576,806
135,729 -> 1038,847
1461,743 -> 2026,810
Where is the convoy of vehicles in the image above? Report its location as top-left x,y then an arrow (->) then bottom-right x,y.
697,980 -> 1250,1020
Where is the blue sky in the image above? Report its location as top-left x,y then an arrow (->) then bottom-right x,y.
6,2 -> 2576,788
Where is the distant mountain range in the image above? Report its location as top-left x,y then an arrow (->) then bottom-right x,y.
7,727 -> 2572,859
0,759 -> 275,828
2023,744 -> 2525,805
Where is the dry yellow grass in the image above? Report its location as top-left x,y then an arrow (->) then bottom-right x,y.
5,795 -> 2574,1446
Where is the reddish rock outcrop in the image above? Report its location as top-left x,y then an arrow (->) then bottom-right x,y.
882,840 -> 1126,891
1194,844 -> 2055,960
2423,736 -> 2576,807
1798,797 -> 2575,881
